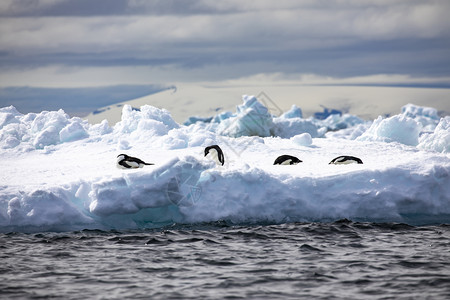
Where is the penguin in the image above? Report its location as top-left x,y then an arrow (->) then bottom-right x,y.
117,154 -> 154,169
329,155 -> 363,165
273,155 -> 302,165
204,145 -> 225,166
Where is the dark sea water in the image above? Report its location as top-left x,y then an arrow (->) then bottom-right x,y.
1,221 -> 450,299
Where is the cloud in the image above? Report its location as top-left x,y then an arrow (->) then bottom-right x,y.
3,2 -> 450,50
0,0 -> 449,88
0,0 -> 125,17
0,0 -> 245,17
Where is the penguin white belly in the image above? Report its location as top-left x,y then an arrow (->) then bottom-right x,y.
280,159 -> 292,165
207,149 -> 221,165
128,161 -> 142,168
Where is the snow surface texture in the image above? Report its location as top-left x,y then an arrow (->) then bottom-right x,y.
1,97 -> 449,232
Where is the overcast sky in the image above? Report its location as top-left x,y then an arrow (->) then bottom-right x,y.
1,0 -> 450,113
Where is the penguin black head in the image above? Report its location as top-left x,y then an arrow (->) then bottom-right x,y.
204,145 -> 225,166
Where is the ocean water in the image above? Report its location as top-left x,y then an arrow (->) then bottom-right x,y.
1,220 -> 450,300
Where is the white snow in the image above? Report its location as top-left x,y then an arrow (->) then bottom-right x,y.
1,99 -> 449,232
291,133 -> 313,146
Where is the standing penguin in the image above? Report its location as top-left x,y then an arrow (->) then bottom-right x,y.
204,145 -> 225,166
117,154 -> 154,169
329,155 -> 363,165
273,155 -> 302,165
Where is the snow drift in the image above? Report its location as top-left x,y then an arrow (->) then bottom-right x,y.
0,98 -> 449,232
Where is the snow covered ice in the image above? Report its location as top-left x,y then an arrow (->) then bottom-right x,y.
0,97 -> 449,232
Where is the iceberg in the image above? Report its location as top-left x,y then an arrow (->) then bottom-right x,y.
401,103 -> 440,131
418,116 -> 450,153
280,104 -> 303,119
0,99 -> 449,233
357,114 -> 423,146
216,95 -> 275,138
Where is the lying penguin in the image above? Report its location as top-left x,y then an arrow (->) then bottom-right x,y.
117,154 -> 154,169
329,155 -> 363,165
273,155 -> 302,165
204,145 -> 225,166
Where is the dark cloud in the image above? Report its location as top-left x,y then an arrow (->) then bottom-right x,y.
0,0 -> 234,17
1,0 -> 449,86
2,35 -> 449,80
0,0 -> 123,17
0,51 -> 181,68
